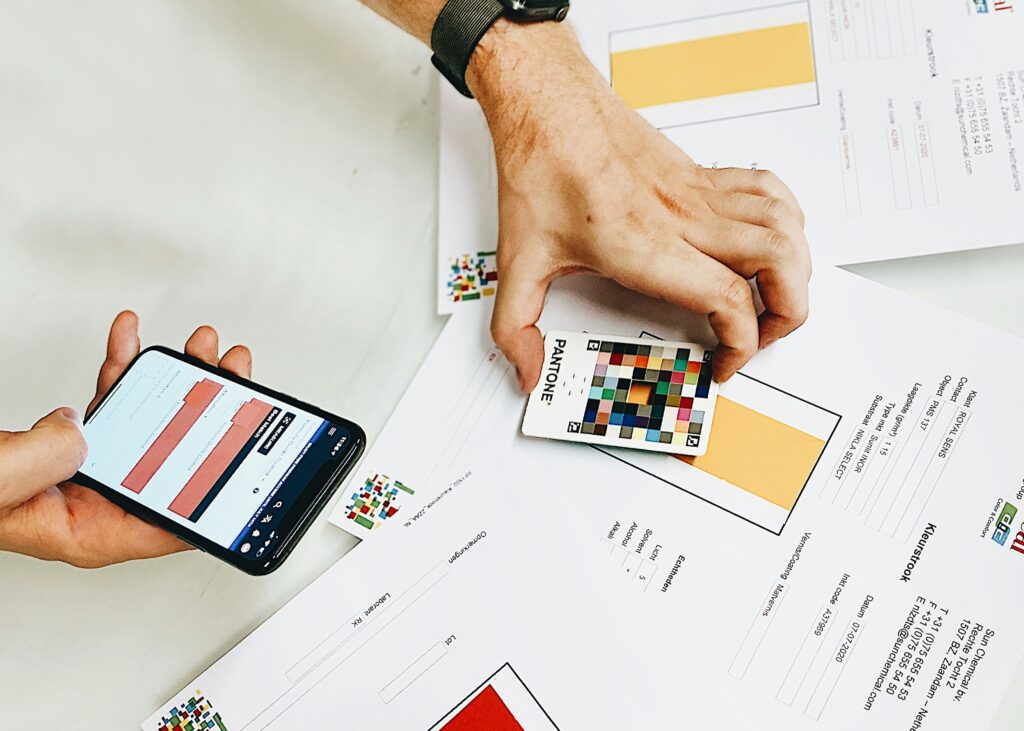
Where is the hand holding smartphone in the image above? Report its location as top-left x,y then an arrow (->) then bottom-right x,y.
76,347 -> 364,575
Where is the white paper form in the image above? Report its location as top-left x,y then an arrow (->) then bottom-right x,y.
437,0 -> 1024,309
144,463 -> 734,730
333,266 -> 1024,729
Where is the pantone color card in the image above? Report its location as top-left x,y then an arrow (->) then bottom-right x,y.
523,331 -> 719,456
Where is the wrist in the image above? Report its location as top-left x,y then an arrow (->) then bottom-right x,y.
465,18 -> 588,125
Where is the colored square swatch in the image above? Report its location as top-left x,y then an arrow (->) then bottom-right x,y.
156,691 -> 227,731
447,251 -> 498,303
344,472 -> 415,531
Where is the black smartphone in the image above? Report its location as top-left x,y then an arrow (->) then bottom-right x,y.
74,346 -> 365,575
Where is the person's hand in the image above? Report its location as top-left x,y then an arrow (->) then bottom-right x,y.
0,311 -> 252,568
467,21 -> 812,391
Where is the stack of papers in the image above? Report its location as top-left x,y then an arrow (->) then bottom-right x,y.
150,267 -> 1024,730
148,1 -> 1024,728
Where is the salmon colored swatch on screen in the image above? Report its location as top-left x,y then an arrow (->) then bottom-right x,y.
168,398 -> 273,519
122,379 -> 223,493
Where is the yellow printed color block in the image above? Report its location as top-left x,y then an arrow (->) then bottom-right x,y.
611,23 -> 816,110
679,396 -> 825,510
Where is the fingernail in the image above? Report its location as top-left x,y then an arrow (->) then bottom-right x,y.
59,407 -> 82,423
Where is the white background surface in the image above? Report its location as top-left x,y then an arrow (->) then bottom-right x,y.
0,2 -> 1021,728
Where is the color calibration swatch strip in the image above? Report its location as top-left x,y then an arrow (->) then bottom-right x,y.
345,472 -> 415,531
584,341 -> 713,448
155,691 -> 227,731
447,251 -> 498,303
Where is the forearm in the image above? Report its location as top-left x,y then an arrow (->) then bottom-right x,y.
465,20 -> 592,153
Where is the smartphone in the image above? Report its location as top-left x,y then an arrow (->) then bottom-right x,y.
75,346 -> 365,575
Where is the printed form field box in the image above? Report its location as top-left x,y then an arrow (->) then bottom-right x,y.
805,618 -> 864,719
865,400 -> 972,541
839,131 -> 863,216
729,581 -> 788,679
870,0 -> 917,59
826,0 -> 873,61
887,124 -> 912,209
777,603 -> 837,706
285,562 -> 450,684
379,642 -> 449,704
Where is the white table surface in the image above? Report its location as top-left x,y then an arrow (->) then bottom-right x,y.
1,3 -> 1022,728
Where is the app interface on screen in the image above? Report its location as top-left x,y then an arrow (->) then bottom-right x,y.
82,350 -> 352,560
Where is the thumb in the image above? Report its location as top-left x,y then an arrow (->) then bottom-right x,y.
491,255 -> 550,393
0,408 -> 88,513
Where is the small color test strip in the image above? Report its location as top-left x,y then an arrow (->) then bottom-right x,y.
522,331 -> 719,456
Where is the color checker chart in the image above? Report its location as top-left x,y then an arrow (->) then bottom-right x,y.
344,472 -> 415,531
586,340 -> 713,446
522,332 -> 719,456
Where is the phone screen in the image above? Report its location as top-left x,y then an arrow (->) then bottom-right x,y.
81,349 -> 355,562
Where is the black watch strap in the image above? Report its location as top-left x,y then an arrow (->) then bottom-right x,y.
431,0 -> 505,99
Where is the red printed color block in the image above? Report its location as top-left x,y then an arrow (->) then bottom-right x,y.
441,685 -> 523,731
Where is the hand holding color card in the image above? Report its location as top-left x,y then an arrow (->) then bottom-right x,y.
522,332 -> 719,456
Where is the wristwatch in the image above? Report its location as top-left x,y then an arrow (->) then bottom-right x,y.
431,0 -> 571,98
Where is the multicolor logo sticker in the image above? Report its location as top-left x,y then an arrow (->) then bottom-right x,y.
447,252 -> 498,303
345,473 -> 415,531
156,691 -> 227,731
992,502 -> 1018,545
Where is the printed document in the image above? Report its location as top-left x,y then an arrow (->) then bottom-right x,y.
337,266 -> 1024,729
145,464 -> 733,729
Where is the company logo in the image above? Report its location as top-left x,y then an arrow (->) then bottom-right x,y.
987,501 -> 1024,552
991,501 -> 1015,540
993,502 -> 1018,545
968,0 -> 1014,14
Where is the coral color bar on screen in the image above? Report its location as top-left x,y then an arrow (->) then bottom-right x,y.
121,379 -> 223,493
167,399 -> 274,519
441,686 -> 522,731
